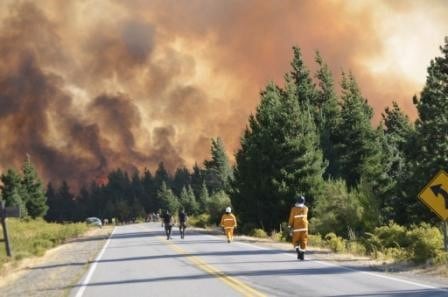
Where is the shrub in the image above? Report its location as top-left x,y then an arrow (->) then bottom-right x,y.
406,223 -> 443,263
270,230 -> 282,241
250,228 -> 268,238
188,214 -> 210,228
346,241 -> 367,256
308,234 -> 325,248
240,222 -> 258,235
325,232 -> 346,253
0,218 -> 88,270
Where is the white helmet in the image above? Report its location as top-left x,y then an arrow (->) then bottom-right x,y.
225,207 -> 231,213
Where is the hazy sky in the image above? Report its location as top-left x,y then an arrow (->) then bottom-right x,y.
0,0 -> 446,187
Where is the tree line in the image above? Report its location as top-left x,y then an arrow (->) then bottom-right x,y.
1,38 -> 447,239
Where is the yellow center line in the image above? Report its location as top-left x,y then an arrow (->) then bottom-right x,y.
160,237 -> 266,297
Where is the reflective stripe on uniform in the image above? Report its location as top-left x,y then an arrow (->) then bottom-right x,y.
293,228 -> 307,232
224,219 -> 234,221
294,215 -> 306,218
224,227 -> 234,229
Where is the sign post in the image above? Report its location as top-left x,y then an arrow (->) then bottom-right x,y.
0,200 -> 20,257
418,170 -> 448,251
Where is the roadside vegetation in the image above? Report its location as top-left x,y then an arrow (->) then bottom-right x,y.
1,38 -> 447,271
0,218 -> 88,272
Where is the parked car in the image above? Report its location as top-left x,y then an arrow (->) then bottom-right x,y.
86,217 -> 102,228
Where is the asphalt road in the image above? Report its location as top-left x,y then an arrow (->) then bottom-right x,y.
70,223 -> 448,297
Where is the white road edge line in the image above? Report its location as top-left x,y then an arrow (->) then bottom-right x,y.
201,232 -> 448,293
74,227 -> 116,297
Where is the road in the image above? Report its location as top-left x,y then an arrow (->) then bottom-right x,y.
70,223 -> 448,297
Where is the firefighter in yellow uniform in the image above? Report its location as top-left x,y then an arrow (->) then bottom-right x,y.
220,207 -> 237,243
288,195 -> 308,260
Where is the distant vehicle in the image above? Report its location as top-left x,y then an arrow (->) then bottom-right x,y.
86,217 -> 102,228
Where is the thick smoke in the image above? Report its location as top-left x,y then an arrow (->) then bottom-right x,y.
0,1 -> 446,188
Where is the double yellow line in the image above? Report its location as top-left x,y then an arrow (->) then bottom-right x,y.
163,237 -> 266,297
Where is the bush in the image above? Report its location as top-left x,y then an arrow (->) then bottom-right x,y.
346,241 -> 367,256
0,218 -> 88,270
240,222 -> 258,235
188,214 -> 210,228
325,232 -> 346,253
279,222 -> 291,242
406,223 -> 443,263
270,230 -> 282,241
205,191 -> 232,226
250,228 -> 268,238
308,234 -> 325,248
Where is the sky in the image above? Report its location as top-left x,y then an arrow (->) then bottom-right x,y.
0,0 -> 446,188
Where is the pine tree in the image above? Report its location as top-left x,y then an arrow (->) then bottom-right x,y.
232,80 -> 325,232
333,73 -> 383,188
22,155 -> 48,218
315,52 -> 340,178
380,102 -> 415,223
57,181 -> 75,221
204,137 -> 233,194
198,182 -> 210,213
179,186 -> 199,215
158,182 -> 179,213
289,46 -> 316,106
44,182 -> 57,221
141,168 -> 156,212
190,163 -> 204,199
404,37 -> 448,223
172,167 -> 191,197
1,169 -> 27,217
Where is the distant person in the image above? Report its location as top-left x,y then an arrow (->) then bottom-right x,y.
288,195 -> 308,260
220,207 -> 237,243
178,209 -> 188,239
162,210 -> 174,240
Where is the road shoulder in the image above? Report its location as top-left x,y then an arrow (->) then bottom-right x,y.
0,226 -> 113,297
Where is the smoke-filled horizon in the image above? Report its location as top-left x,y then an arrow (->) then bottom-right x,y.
0,0 -> 446,188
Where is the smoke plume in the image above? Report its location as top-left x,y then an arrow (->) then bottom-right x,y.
0,1 -> 446,188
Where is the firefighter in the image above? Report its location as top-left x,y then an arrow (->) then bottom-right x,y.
220,207 -> 237,243
288,195 -> 308,260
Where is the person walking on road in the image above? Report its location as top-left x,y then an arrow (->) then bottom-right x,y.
178,209 -> 188,239
162,210 -> 174,240
220,207 -> 237,243
288,195 -> 308,260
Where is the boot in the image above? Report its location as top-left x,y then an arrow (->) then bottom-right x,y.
296,248 -> 300,260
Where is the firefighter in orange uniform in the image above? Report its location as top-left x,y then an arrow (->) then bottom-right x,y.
288,195 -> 308,260
220,207 -> 237,243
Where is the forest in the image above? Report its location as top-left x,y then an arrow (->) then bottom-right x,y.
1,38 -> 447,242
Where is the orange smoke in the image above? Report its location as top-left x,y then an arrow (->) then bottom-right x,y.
0,0 -> 446,188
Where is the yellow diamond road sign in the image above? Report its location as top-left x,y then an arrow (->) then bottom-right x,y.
419,170 -> 448,221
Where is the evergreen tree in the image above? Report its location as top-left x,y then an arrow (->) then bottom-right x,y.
1,169 -> 27,217
190,163 -> 204,199
158,182 -> 179,213
333,73 -> 383,188
380,102 -> 415,223
57,181 -> 75,221
232,80 -> 325,232
74,185 -> 92,221
22,155 -> 47,218
44,182 -> 58,221
198,182 -> 210,213
289,46 -> 316,106
141,168 -> 156,212
172,167 -> 191,197
311,179 -> 364,237
154,162 -> 171,200
315,52 -> 340,178
179,186 -> 199,215
404,38 -> 448,223
204,137 -> 233,194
